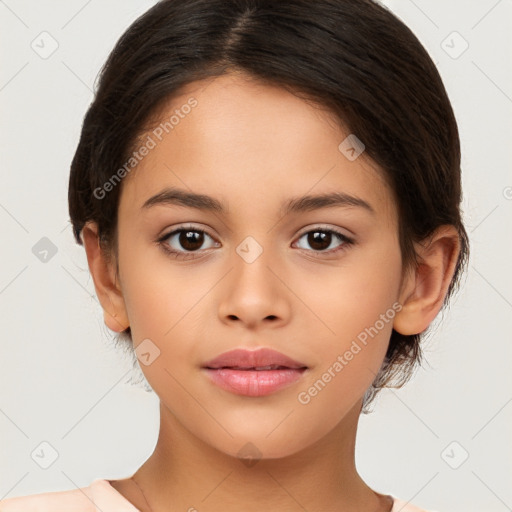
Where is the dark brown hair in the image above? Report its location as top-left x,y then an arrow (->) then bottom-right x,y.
68,0 -> 469,412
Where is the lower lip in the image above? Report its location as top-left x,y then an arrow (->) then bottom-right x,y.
203,368 -> 306,397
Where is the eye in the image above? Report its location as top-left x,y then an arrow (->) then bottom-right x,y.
157,225 -> 220,260
293,227 -> 354,255
157,225 -> 354,261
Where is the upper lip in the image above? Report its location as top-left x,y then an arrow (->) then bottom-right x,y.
202,348 -> 307,370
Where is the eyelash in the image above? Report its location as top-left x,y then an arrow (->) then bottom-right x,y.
156,224 -> 355,260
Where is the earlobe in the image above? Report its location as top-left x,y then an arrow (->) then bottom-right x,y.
81,221 -> 130,333
393,225 -> 461,336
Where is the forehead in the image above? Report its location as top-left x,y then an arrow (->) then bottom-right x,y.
119,72 -> 396,227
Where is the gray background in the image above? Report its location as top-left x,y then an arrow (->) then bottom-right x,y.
1,1 -> 511,511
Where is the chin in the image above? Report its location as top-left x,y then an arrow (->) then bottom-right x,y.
208,428 -> 320,464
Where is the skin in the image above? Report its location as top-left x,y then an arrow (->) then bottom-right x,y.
82,72 -> 461,512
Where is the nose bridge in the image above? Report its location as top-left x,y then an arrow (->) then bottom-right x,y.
235,234 -> 268,267
232,234 -> 280,300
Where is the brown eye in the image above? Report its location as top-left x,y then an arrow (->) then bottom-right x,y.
306,231 -> 332,251
295,228 -> 353,254
177,230 -> 205,251
159,226 -> 220,259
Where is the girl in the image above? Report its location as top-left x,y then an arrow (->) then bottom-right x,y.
0,0 -> 469,510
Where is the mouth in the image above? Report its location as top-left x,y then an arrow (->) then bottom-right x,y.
202,347 -> 307,370
202,348 -> 308,397
202,367 -> 307,397
205,364 -> 304,370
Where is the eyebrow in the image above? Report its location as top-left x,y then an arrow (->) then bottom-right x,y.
141,187 -> 375,216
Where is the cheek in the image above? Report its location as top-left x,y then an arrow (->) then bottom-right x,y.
293,244 -> 402,397
118,244 -> 221,386
119,234 -> 201,333
294,289 -> 397,431
297,244 -> 402,344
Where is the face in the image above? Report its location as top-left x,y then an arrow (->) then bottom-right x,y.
112,72 -> 405,459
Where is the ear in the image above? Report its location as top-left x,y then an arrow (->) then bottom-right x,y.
393,225 -> 461,336
81,221 -> 130,333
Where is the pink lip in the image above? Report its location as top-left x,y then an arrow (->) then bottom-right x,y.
202,348 -> 308,397
202,348 -> 307,370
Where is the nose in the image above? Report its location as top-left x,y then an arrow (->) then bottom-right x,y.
217,239 -> 291,330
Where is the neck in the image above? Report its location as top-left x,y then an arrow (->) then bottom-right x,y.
129,400 -> 392,512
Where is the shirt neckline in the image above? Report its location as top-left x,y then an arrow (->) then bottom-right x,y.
95,479 -> 403,512
90,479 -> 142,511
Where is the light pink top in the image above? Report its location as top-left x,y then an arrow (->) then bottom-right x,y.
0,479 -> 439,511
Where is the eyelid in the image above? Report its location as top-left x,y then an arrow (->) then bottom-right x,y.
295,223 -> 353,239
158,223 -> 353,242
158,223 -> 217,240
293,225 -> 355,252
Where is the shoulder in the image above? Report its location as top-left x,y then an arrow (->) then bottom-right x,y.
0,479 -> 139,512
0,485 -> 94,512
392,497 -> 443,512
